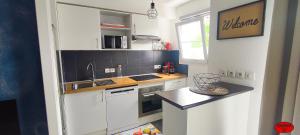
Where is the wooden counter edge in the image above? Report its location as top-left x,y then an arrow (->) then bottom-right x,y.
64,73 -> 187,94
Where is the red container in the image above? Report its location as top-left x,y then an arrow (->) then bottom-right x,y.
274,122 -> 294,133
165,42 -> 171,50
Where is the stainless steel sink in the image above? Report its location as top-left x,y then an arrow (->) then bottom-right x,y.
95,79 -> 115,86
76,83 -> 94,89
74,79 -> 116,89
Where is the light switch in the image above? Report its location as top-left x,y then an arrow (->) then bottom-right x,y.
244,72 -> 255,80
105,68 -> 110,73
219,70 -> 227,77
227,71 -> 235,78
110,68 -> 115,73
154,65 -> 161,69
235,71 -> 244,79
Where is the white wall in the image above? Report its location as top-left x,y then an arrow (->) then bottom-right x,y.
293,73 -> 300,134
173,0 -> 210,86
163,92 -> 251,135
259,0 -> 289,134
282,0 -> 300,122
288,2 -> 300,134
208,1 -> 275,135
186,92 -> 251,135
35,0 -> 63,134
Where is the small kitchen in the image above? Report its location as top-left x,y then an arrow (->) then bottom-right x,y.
57,1 -> 189,135
0,0 -> 298,133
48,0 -> 275,135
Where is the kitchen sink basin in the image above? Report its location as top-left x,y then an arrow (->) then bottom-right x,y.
77,83 -> 94,89
95,79 -> 115,86
75,79 -> 116,89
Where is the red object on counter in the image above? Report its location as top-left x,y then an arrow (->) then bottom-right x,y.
165,62 -> 171,70
165,42 -> 171,50
163,62 -> 175,74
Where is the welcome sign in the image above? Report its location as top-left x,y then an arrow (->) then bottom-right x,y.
217,1 -> 266,40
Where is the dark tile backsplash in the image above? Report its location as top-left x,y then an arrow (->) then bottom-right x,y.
61,51 -> 77,82
61,50 -> 188,82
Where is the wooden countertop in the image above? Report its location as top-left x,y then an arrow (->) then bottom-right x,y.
64,73 -> 187,94
137,73 -> 187,84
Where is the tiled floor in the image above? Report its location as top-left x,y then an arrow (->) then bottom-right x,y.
115,120 -> 163,135
151,120 -> 162,132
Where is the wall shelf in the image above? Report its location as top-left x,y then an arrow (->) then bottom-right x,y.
100,10 -> 132,49
100,49 -> 131,51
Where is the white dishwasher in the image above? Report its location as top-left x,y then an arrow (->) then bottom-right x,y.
105,86 -> 139,134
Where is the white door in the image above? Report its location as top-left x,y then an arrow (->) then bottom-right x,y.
57,4 -> 101,50
131,14 -> 159,36
64,90 -> 107,135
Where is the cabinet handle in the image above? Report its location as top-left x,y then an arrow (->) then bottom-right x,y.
142,93 -> 155,97
101,91 -> 104,102
134,24 -> 136,34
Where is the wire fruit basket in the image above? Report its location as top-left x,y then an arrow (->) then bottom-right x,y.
190,73 -> 229,96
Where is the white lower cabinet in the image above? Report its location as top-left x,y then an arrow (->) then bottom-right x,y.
62,78 -> 186,135
64,90 -> 107,135
164,78 -> 187,91
105,86 -> 139,134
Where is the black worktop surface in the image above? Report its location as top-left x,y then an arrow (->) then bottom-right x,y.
155,82 -> 254,110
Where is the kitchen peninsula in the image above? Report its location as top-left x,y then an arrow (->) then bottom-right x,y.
156,82 -> 253,135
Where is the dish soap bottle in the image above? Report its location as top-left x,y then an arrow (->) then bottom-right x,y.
117,65 -> 122,77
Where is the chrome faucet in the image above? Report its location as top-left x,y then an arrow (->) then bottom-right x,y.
87,63 -> 96,86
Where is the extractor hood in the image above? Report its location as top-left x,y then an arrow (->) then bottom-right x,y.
132,35 -> 161,41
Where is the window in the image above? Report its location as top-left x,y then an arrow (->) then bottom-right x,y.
176,11 -> 210,63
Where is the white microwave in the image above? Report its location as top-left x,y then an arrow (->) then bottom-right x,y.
103,35 -> 127,49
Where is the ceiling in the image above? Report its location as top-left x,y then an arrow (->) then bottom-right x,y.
159,0 -> 192,7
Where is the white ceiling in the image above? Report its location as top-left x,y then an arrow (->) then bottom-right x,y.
159,0 -> 192,7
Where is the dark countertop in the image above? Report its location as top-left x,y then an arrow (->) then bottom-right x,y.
155,82 -> 254,110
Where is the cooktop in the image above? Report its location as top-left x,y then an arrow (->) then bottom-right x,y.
129,75 -> 162,81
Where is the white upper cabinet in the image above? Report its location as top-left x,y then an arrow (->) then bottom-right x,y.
131,14 -> 159,36
57,4 -> 101,50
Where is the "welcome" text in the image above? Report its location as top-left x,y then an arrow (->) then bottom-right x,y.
222,16 -> 259,31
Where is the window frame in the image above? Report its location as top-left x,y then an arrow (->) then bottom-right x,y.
176,10 -> 210,64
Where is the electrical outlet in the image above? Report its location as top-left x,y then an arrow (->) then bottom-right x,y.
105,68 -> 110,73
235,71 -> 244,79
227,71 -> 235,78
219,70 -> 227,77
154,65 -> 161,70
244,72 -> 255,80
110,68 -> 115,73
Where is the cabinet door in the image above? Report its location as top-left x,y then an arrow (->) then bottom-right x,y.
131,14 -> 159,36
165,78 -> 187,91
57,4 -> 101,50
64,90 -> 107,135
